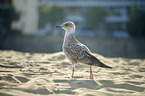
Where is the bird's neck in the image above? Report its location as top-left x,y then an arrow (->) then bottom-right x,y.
63,29 -> 78,44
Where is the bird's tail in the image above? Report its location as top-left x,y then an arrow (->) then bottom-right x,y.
85,51 -> 112,68
98,62 -> 112,68
94,59 -> 112,68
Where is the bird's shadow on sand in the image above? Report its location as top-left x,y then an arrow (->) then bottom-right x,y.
68,79 -> 145,93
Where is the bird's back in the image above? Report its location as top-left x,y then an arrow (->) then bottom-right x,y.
58,21 -> 112,68
63,40 -> 112,68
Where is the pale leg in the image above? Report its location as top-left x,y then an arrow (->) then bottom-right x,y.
89,66 -> 93,79
72,65 -> 75,79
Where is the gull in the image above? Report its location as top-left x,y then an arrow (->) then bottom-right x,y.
55,21 -> 112,79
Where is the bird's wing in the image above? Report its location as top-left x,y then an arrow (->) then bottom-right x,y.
84,51 -> 112,68
64,43 -> 98,66
78,43 -> 92,54
64,43 -> 112,68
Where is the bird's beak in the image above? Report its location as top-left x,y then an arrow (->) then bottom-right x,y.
54,25 -> 63,29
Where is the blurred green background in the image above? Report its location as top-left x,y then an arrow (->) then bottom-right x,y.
0,0 -> 145,58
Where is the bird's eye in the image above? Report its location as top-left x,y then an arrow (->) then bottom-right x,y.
65,24 -> 69,26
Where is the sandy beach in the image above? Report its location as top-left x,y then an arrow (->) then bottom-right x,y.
0,50 -> 145,96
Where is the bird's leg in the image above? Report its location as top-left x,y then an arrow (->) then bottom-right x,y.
72,65 -> 75,79
89,66 -> 93,79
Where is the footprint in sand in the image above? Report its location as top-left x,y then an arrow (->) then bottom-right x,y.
124,81 -> 145,85
139,68 -> 145,72
0,64 -> 22,68
130,74 -> 143,78
99,80 -> 145,93
15,76 -> 29,83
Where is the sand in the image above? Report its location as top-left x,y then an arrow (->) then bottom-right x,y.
0,50 -> 145,96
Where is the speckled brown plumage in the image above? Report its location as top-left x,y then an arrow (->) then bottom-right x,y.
55,21 -> 112,79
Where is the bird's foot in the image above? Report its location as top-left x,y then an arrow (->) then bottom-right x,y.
89,74 -> 93,79
71,75 -> 74,79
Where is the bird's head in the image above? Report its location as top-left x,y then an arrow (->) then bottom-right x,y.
54,21 -> 76,32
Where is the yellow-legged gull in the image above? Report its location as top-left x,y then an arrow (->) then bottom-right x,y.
55,21 -> 112,79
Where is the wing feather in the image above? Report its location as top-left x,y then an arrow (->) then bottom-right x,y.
63,43 -> 112,68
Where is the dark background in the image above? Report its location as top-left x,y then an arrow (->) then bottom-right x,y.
0,0 -> 145,58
